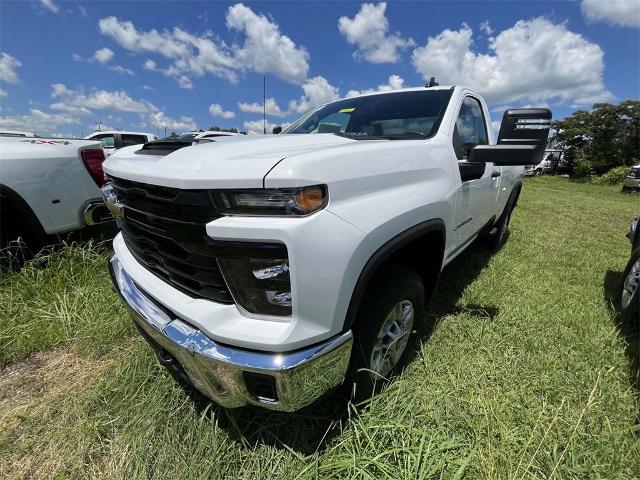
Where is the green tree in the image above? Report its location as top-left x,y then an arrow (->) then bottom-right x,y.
551,100 -> 640,176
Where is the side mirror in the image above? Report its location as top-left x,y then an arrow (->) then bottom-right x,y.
272,126 -> 282,134
469,108 -> 552,166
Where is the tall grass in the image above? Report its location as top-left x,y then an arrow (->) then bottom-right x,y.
1,177 -> 638,479
0,242 -> 132,364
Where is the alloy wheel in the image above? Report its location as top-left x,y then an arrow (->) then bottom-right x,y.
369,300 -> 414,378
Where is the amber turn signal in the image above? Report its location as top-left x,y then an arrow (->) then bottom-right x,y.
295,186 -> 326,213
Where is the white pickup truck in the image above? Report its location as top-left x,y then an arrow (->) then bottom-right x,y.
0,137 -> 111,262
84,131 -> 157,157
105,86 -> 551,411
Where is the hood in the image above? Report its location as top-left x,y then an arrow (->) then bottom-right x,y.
103,134 -> 358,189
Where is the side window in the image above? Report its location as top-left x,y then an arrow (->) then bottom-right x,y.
120,134 -> 148,147
453,97 -> 488,160
94,134 -> 115,149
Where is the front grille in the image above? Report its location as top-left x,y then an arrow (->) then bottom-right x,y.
109,176 -> 233,303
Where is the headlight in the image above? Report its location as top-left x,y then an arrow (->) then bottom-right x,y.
211,185 -> 327,216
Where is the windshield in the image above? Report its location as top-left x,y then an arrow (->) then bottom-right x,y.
179,133 -> 197,140
283,89 -> 453,139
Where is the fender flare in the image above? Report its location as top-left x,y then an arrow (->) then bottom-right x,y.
0,184 -> 48,245
343,218 -> 446,330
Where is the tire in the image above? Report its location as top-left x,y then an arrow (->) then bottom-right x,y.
620,249 -> 640,361
535,169 -> 543,176
347,266 -> 425,401
482,197 -> 515,251
0,201 -> 38,271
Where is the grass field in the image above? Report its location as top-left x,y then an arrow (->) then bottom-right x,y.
0,176 -> 639,479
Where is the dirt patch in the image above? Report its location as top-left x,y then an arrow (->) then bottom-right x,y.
0,348 -> 114,428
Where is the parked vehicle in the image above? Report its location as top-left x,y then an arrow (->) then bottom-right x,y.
0,130 -> 36,137
524,149 -> 564,176
83,131 -> 157,157
0,136 -> 111,265
104,86 -> 551,411
622,164 -> 640,192
620,215 -> 639,365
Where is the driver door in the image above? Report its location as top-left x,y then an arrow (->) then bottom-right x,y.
452,96 -> 499,248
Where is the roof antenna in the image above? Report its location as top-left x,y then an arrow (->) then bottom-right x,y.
425,77 -> 439,88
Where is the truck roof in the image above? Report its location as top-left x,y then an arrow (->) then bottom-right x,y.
345,85 -> 456,101
84,130 -> 155,138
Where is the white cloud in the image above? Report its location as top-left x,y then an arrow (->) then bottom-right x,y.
479,21 -> 493,35
51,83 -> 153,113
346,74 -> 405,98
40,0 -> 59,14
99,16 -> 237,87
99,4 -> 310,88
0,109 -> 80,135
243,119 -> 289,135
93,47 -> 114,64
288,76 -> 340,114
72,53 -> 83,62
142,84 -> 154,90
50,102 -> 92,115
226,3 -> 309,84
0,89 -> 7,98
0,53 -> 21,84
109,65 -> 134,76
143,59 -> 157,71
411,18 -> 612,106
338,2 -> 414,63
78,5 -> 87,18
581,0 -> 640,28
177,75 -> 193,89
238,97 -> 285,117
148,111 -> 196,132
209,103 -> 235,119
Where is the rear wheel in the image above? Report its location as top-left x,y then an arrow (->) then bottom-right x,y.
621,249 -> 640,325
347,266 -> 425,401
0,199 -> 39,271
620,249 -> 640,367
482,196 -> 515,251
535,169 -> 543,176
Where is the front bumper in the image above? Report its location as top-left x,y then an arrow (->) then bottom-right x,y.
109,253 -> 353,411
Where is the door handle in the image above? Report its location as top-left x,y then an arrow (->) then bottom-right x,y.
491,171 -> 501,178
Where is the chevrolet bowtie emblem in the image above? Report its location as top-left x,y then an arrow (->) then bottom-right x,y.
101,184 -> 124,220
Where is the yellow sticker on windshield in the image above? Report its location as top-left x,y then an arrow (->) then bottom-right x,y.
339,108 -> 355,113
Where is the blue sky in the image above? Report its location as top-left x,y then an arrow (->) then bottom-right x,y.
0,0 -> 638,136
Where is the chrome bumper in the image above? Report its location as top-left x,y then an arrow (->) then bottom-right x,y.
109,254 -> 353,411
83,200 -> 113,225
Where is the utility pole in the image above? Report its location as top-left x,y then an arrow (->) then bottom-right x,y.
94,120 -> 102,132
263,76 -> 266,135
163,124 -> 167,138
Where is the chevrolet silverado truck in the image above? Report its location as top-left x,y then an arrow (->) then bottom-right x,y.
105,86 -> 551,411
0,136 -> 111,265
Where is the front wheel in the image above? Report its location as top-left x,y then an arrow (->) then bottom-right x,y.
348,266 -> 425,401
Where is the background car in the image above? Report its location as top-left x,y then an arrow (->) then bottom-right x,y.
83,131 -> 157,156
622,164 -> 640,192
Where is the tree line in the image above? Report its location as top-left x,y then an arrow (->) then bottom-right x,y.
550,100 -> 640,177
